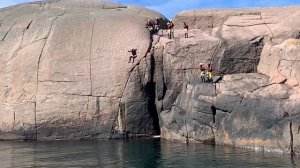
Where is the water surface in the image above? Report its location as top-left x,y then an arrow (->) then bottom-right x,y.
0,139 -> 298,168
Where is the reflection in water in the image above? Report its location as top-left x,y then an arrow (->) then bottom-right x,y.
0,139 -> 298,168
291,154 -> 297,168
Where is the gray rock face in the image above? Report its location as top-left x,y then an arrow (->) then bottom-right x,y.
160,74 -> 300,154
157,6 -> 300,155
0,0 -> 167,140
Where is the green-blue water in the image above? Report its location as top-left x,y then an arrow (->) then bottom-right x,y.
0,139 -> 298,168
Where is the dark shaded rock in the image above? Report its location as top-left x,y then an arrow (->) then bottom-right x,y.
214,94 -> 242,113
217,40 -> 263,74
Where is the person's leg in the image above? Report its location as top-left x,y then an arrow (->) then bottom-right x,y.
132,55 -> 137,63
209,72 -> 213,83
149,26 -> 153,34
173,29 -> 175,38
155,25 -> 158,35
129,56 -> 134,63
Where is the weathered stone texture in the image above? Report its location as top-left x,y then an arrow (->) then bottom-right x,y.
0,0 -> 167,140
158,6 -> 300,155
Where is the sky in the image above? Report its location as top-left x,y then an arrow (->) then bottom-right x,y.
1,0 -> 300,18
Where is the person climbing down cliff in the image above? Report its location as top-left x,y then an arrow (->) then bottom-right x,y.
167,20 -> 174,39
154,17 -> 160,35
128,48 -> 137,63
207,64 -> 213,83
184,22 -> 189,38
145,19 -> 154,34
200,63 -> 206,83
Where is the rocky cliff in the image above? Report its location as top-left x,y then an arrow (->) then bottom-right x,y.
0,0 -> 167,140
159,7 -> 300,155
0,0 -> 300,155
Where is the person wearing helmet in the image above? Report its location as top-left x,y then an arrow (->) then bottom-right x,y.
184,22 -> 189,38
207,64 -> 213,83
200,63 -> 206,83
154,17 -> 160,35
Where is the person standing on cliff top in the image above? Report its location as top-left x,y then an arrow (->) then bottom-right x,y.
200,63 -> 206,83
167,20 -> 174,39
207,64 -> 213,83
154,17 -> 160,35
128,48 -> 137,63
184,22 -> 189,38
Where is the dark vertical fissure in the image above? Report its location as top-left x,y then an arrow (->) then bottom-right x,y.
185,118 -> 189,144
95,97 -> 100,118
290,122 -> 294,155
211,106 -> 216,123
145,53 -> 160,135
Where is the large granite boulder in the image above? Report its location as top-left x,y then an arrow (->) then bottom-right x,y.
258,39 -> 300,88
160,73 -> 300,155
157,6 -> 300,155
0,0 -> 167,140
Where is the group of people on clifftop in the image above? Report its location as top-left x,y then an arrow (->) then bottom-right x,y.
127,18 -> 214,83
145,18 -> 189,39
200,63 -> 213,83
145,17 -> 161,35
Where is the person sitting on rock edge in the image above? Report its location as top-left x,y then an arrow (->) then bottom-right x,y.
200,63 -> 206,83
128,48 -> 137,63
184,22 -> 189,38
207,64 -> 213,83
145,19 -> 154,34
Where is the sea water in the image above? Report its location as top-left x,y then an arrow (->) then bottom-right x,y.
0,139 -> 299,168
